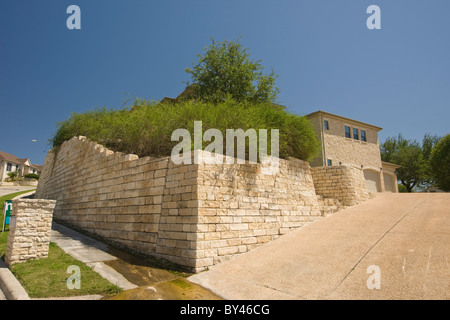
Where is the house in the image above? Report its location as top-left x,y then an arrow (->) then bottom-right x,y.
0,151 -> 42,184
306,111 -> 400,193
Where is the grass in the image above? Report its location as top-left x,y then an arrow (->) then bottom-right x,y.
0,189 -> 36,207
9,242 -> 122,298
51,98 -> 320,162
0,190 -> 122,298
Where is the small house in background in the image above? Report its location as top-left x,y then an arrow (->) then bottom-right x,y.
306,110 -> 400,193
0,151 -> 42,185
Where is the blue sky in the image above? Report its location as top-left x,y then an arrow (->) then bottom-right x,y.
1,0 -> 449,165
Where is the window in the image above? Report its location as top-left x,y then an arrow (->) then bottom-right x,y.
327,159 -> 332,166
6,163 -> 12,172
324,120 -> 329,130
361,130 -> 367,142
345,126 -> 351,138
353,128 -> 359,140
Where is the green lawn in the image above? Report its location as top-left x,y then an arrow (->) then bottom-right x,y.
10,242 -> 122,298
0,190 -> 122,298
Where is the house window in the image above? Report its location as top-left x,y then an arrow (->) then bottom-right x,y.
324,120 -> 329,130
345,126 -> 351,138
6,163 -> 12,172
353,128 -> 359,140
361,130 -> 367,142
327,159 -> 332,166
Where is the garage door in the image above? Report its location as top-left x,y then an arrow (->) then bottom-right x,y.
383,173 -> 395,192
364,170 -> 380,193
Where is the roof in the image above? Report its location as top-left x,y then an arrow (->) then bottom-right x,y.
31,164 -> 44,171
160,84 -> 287,109
306,110 -> 383,131
0,151 -> 30,165
160,85 -> 195,104
382,161 -> 401,169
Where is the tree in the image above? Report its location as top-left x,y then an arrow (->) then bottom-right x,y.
381,133 -> 443,192
185,38 -> 280,103
380,134 -> 426,192
429,134 -> 450,191
421,133 -> 442,184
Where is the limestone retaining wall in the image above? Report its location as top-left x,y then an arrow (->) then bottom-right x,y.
193,156 -> 321,268
36,136 -> 368,271
311,166 -> 370,206
36,136 -> 200,269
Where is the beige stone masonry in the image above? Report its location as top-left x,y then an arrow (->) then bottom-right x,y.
36,136 -> 369,271
5,199 -> 56,266
311,166 -> 370,206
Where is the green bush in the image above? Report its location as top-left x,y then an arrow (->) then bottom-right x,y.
24,173 -> 40,180
398,184 -> 408,193
7,172 -> 18,181
429,134 -> 450,191
51,99 -> 319,161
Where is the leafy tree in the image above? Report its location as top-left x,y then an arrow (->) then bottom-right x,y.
381,133 -> 443,192
429,134 -> 450,191
421,133 -> 442,184
397,184 -> 407,193
185,38 -> 280,103
381,134 -> 426,192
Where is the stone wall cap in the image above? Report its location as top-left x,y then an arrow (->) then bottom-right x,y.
12,199 -> 57,204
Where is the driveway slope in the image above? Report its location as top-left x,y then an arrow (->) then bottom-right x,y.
189,193 -> 450,300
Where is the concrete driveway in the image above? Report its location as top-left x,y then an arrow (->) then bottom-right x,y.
189,193 -> 450,300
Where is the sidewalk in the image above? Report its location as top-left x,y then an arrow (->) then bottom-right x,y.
1,220 -> 222,300
0,186 -> 36,197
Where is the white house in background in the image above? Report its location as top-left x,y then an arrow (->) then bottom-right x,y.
0,151 -> 42,184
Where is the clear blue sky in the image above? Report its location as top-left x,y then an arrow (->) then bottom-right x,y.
1,0 -> 449,165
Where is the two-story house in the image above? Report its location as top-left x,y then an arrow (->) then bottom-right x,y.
306,111 -> 400,193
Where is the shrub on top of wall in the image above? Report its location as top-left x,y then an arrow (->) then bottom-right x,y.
51,98 -> 319,161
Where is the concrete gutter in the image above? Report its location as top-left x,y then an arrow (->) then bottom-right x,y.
0,258 -> 30,300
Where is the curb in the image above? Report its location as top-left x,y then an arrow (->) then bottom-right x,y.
0,258 -> 30,300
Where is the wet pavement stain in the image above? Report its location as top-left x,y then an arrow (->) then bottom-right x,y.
104,258 -> 179,287
100,247 -> 222,300
106,278 -> 223,300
